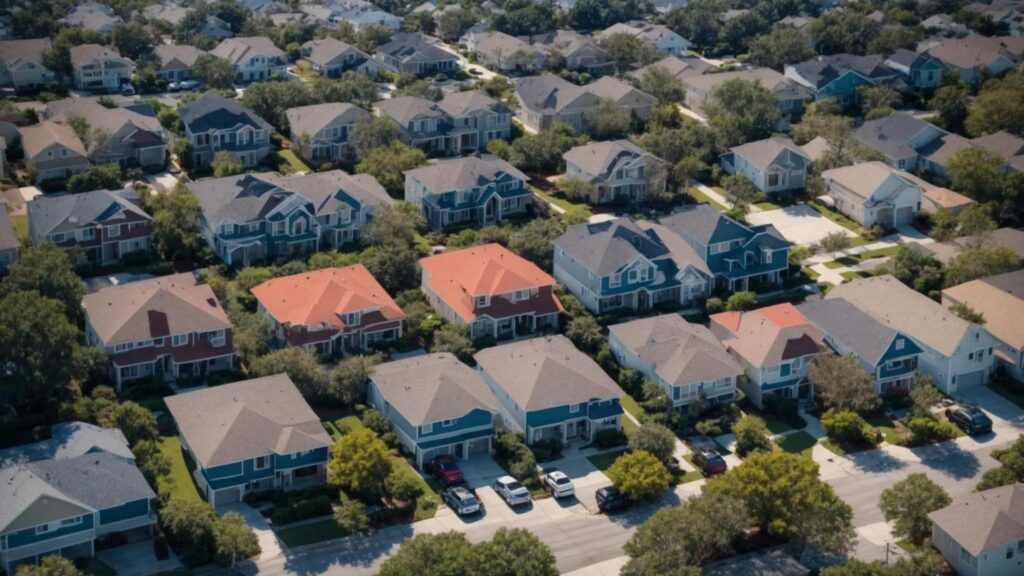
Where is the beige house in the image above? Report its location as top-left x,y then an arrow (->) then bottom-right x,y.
0,39 -> 56,91
942,270 -> 1024,382
19,120 -> 89,184
46,99 -> 167,169
822,162 -> 923,228
70,44 -> 135,92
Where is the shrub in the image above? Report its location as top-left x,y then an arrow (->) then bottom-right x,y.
509,445 -> 538,481
269,495 -> 332,526
606,450 -> 671,501
704,297 -> 725,313
906,417 -> 957,445
820,408 -> 873,445
695,418 -> 724,437
628,424 -> 677,466
763,395 -> 802,426
733,415 -> 773,457
594,428 -> 628,448
385,471 -> 424,503
361,409 -> 393,438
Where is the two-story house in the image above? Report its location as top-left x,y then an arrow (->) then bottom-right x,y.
658,204 -> 791,291
375,96 -> 455,155
210,36 -> 287,83
587,76 -> 658,121
942,270 -> 1024,382
82,272 -> 235,388
785,54 -> 902,105
374,33 -> 458,77
563,140 -> 666,205
609,314 -> 743,409
286,102 -> 370,165
469,31 -> 546,74
369,353 -> 499,467
822,162 -> 923,228
0,424 -> 155,574
926,35 -> 1019,85
514,74 -> 602,132
521,30 -> 614,75
884,49 -> 944,89
828,275 -> 1000,393
853,113 -> 975,180
252,264 -> 405,356
632,55 -> 716,83
721,137 -> 810,195
419,243 -> 562,341
683,68 -> 809,116
800,298 -> 924,396
552,218 -> 712,314
929,483 -> 1024,576
70,44 -> 134,93
475,335 -> 624,445
27,188 -> 153,266
59,2 -> 122,34
710,303 -> 824,408
404,155 -> 530,230
164,374 -> 333,506
600,21 -> 692,55
46,99 -> 168,170
436,90 -> 511,154
153,44 -> 205,83
299,38 -> 374,77
18,120 -> 90,184
179,92 -> 274,168
0,39 -> 56,92
189,169 -> 392,267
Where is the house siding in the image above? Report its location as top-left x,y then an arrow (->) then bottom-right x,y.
98,499 -> 149,526
4,514 -> 94,550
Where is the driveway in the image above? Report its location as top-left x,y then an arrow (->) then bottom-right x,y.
746,204 -> 857,246
221,502 -> 284,561
98,540 -> 183,576
955,386 -> 1024,442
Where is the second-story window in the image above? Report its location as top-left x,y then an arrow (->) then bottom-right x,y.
107,224 -> 121,238
476,295 -> 490,308
207,330 -> 226,347
172,334 -> 188,347
254,455 -> 269,470
762,248 -> 772,263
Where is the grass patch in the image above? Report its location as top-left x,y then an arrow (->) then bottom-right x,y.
413,232 -> 432,254
620,395 -> 646,422
277,149 -> 311,173
840,270 -> 871,281
157,437 -> 203,503
687,186 -> 728,212
389,456 -> 442,521
276,518 -> 347,548
822,260 -> 847,269
866,414 -> 907,445
622,415 -> 638,438
10,214 -> 28,243
678,455 -> 704,483
528,183 -> 592,216
754,201 -> 783,211
807,200 -> 863,233
135,393 -> 167,414
896,539 -> 924,553
987,378 -> 1024,410
587,448 -> 628,472
801,266 -> 820,280
776,431 -> 817,458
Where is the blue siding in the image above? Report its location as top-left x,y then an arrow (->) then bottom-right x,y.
588,399 -> 624,420
878,362 -> 917,380
5,514 -> 94,549
99,498 -> 150,525
419,409 -> 493,438
526,398 -> 621,428
877,335 -> 923,364
204,457 -> 276,490
818,72 -> 872,99
417,427 -> 495,450
274,446 -> 329,471
204,461 -> 243,480
370,381 -> 419,440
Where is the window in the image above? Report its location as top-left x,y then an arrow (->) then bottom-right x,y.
51,232 -> 66,243
896,339 -> 904,351
628,270 -> 638,282
442,419 -> 456,427
780,363 -> 792,377
114,343 -> 132,353
60,517 -> 82,528
107,224 -> 120,238
79,228 -> 95,241
569,403 -> 582,413
762,248 -> 772,264
476,295 -> 490,307
513,289 -> 528,301
172,334 -> 188,347
710,242 -> 730,255
254,456 -> 269,470
421,423 -> 433,434
768,172 -> 780,187
207,330 -> 226,347
609,273 -> 621,288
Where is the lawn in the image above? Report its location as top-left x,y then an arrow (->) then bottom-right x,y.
822,260 -> 846,269
801,266 -> 820,281
322,414 -> 366,439
687,187 -> 728,212
620,395 -> 646,422
834,245 -> 902,266
866,414 -> 907,445
988,378 -> 1024,410
587,448 -> 628,472
678,455 -> 705,483
528,184 -> 592,216
754,201 -> 783,211
807,200 -> 863,233
276,518 -> 346,548
157,437 -> 203,503
621,414 -> 638,438
776,431 -> 817,458
841,270 -> 871,281
277,149 -> 311,173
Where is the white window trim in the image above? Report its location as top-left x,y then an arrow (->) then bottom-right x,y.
254,455 -> 270,470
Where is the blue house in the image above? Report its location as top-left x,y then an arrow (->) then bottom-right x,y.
474,335 -> 624,445
800,298 -> 924,395
658,204 -> 791,292
164,374 -> 333,506
884,49 -> 944,89
721,137 -> 810,195
368,353 -> 498,467
552,218 -> 713,315
786,54 -> 902,106
0,424 -> 155,573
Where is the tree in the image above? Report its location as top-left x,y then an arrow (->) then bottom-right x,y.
192,54 -> 237,89
819,230 -> 851,257
214,511 -> 261,569
363,243 -> 420,294
352,116 -> 402,160
597,31 -> 655,74
638,66 -> 686,104
566,315 -> 603,353
385,471 -> 425,503
944,245 -> 1021,287
606,450 -> 672,501
947,147 -> 1005,203
733,415 -> 773,456
377,532 -> 476,576
821,408 -> 873,446
908,372 -> 943,418
966,71 -> 1024,137
887,246 -> 944,294
628,423 -> 677,466
928,207 -> 958,241
329,429 -> 393,497
809,355 -> 882,414
430,323 -> 475,362
957,203 -> 998,239
147,182 -> 205,261
879,473 -> 951,544
556,176 -> 597,202
112,22 -> 152,60
949,302 -> 985,325
334,499 -> 371,534
65,164 -> 121,194
721,175 -> 758,210
356,141 -> 428,197
672,156 -> 706,190
747,27 -> 815,71
15,555 -> 82,576
249,348 -> 330,400
509,218 -> 564,271
810,10 -> 881,55
704,451 -> 855,553
584,98 -> 631,140
930,82 -> 970,133
211,151 -> 243,177
623,492 -> 750,573
132,439 -> 171,483
361,202 -> 427,247
859,85 -> 901,117
474,528 -> 559,576
161,498 -> 219,566
1,243 -> 85,321
97,401 -> 158,445
705,79 -> 781,147
725,291 -> 756,311
329,355 -> 380,406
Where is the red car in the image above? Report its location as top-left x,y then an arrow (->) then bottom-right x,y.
692,448 -> 727,476
426,455 -> 464,485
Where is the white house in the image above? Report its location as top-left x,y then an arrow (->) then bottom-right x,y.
822,161 -> 923,228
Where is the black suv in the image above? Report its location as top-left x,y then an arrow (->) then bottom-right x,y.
596,486 -> 630,513
946,404 -> 993,436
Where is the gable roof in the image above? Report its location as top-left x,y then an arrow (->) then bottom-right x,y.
973,131 -> 1024,173
609,314 -> 742,386
474,335 -> 623,411
730,137 -> 809,171
710,303 -> 823,367
28,188 -> 150,237
586,76 -> 658,108
370,353 -> 498,426
251,264 -> 404,330
404,155 -> 526,193
164,374 -> 332,468
514,74 -> 593,113
634,55 -> 715,81
45,98 -> 163,149
473,30 -> 537,59
927,35 -> 1020,70
0,39 -> 52,67
684,68 -> 808,101
0,422 -> 132,468
822,161 -> 922,203
300,38 -> 363,66
562,139 -> 652,178
285,102 -> 369,138
210,36 -> 284,65
790,54 -> 895,88
70,44 -> 131,68
19,120 -> 87,160
436,90 -> 503,118
658,203 -> 753,246
633,221 -> 712,277
376,32 -> 452,62
929,483 -> 1024,557
375,95 -> 446,126
179,92 -> 273,134
853,114 -> 944,159
798,298 -> 915,366
153,44 -> 205,70
553,218 -> 670,276
943,269 -> 1024,350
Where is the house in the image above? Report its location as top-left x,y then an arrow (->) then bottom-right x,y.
827,275 -> 999,393
552,218 -> 712,314
0,207 -> 18,272
513,74 -> 601,132
0,39 -> 56,91
164,374 -> 333,506
658,204 -> 791,291
632,55 -> 716,82
709,303 -> 824,408
683,68 -> 809,116
721,137 -> 810,195
179,92 -> 274,168
608,314 -> 743,409
475,335 -> 624,445
374,33 -> 459,77
307,1 -> 403,32
926,35 -> 1019,84
470,31 -> 545,74
70,44 -> 135,93
522,30 -> 614,75
299,38 -> 374,77
286,102 -> 370,164
563,140 -> 665,205
973,131 -> 1024,174
435,90 -> 512,154
921,186 -> 977,217
189,169 -> 392,267
884,49 -> 945,89
419,243 -> 562,340
27,188 -> 152,265
153,44 -> 205,83
921,14 -> 970,36
252,264 -> 404,356
210,36 -> 287,83
18,120 -> 89,184
59,2 -> 122,34
942,269 -> 1024,381
600,21 -> 692,55
785,54 -> 902,105
368,353 -> 498,467
46,99 -> 167,170
853,114 -> 975,179
799,298 -> 924,395
403,155 -> 530,230
82,273 -> 235,388
375,96 -> 454,155
822,162 -> 923,228
146,4 -> 233,40
586,76 -> 658,120
929,483 -> 1024,576
0,431 -> 155,573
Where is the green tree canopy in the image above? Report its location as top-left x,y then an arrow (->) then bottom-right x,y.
356,141 -> 428,197
1,243 -> 85,321
329,428 -> 393,497
607,450 -> 672,501
249,347 -> 330,400
808,354 -> 882,414
879,473 -> 951,544
733,414 -> 773,457
15,555 -> 82,576
705,79 -> 781,148
474,528 -> 559,576
628,423 -> 677,465
377,532 -> 477,576
747,27 -> 815,71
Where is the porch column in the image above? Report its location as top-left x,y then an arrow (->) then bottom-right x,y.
561,422 -> 568,442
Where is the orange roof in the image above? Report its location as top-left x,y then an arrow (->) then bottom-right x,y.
710,311 -> 742,333
757,303 -> 808,327
251,264 -> 404,330
419,243 -> 559,321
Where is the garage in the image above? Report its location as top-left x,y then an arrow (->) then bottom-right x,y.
894,206 -> 915,226
956,369 -> 986,389
466,437 -> 490,456
212,487 -> 240,506
419,444 -> 457,467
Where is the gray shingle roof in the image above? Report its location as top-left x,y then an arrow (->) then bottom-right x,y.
436,90 -> 503,118
821,161 -> 921,202
19,120 -> 87,160
285,102 -> 369,139
853,114 -> 941,160
586,76 -> 657,108
0,422 -> 132,468
210,36 -> 284,66
28,188 -> 151,238
658,203 -> 743,246
929,483 -> 1024,557
300,38 -> 363,67
404,155 -> 526,193
514,74 -> 592,113
0,39 -> 52,67
562,139 -> 650,178
154,44 -> 205,70
70,44 -> 131,68
730,137 -> 809,171
790,54 -> 894,88
553,218 -> 669,276
798,298 -> 902,366
179,92 -> 273,134
609,314 -> 742,386
376,33 -> 452,62
370,353 -> 498,426
375,96 -> 445,126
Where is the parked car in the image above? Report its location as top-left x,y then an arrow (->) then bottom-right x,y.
596,486 -> 630,513
469,68 -> 483,76
168,81 -> 180,91
946,404 -> 993,436
543,469 -> 575,498
494,475 -> 531,507
425,455 -> 464,485
691,447 -> 727,476
442,486 -> 481,516
178,79 -> 200,91
119,83 -> 135,96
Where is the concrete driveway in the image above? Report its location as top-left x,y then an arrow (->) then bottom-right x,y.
98,540 -> 183,576
955,386 -> 1024,443
746,204 -> 858,246
221,502 -> 284,561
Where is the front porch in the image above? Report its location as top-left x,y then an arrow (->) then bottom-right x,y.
472,312 -> 558,341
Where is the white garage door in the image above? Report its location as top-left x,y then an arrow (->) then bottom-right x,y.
894,206 -> 915,226
957,370 -> 986,389
467,437 -> 490,456
212,487 -> 240,506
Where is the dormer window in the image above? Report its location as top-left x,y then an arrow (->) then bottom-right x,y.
341,311 -> 361,326
476,295 -> 490,308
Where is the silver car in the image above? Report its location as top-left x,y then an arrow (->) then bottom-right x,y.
543,470 -> 575,498
494,475 -> 531,507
